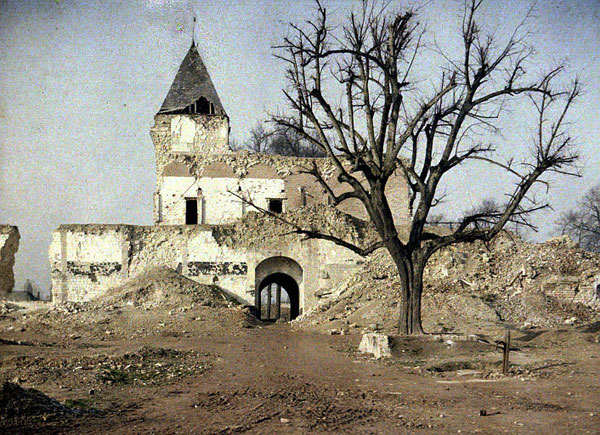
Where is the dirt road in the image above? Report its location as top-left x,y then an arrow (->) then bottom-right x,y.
2,321 -> 599,434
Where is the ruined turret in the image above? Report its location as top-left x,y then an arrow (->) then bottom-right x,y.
151,41 -> 231,224
152,40 -> 230,152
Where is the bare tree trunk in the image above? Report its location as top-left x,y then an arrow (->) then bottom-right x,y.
274,284 -> 281,320
266,284 -> 272,320
390,246 -> 425,335
409,260 -> 425,335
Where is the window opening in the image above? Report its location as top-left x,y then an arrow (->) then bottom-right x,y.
268,198 -> 283,214
185,198 -> 198,224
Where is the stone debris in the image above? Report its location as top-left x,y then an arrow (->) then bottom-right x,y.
297,232 -> 600,336
0,381 -> 75,427
10,266 -> 259,342
100,266 -> 239,307
213,205 -> 379,251
358,333 -> 392,358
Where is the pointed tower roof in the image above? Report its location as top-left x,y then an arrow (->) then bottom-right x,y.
158,42 -> 226,115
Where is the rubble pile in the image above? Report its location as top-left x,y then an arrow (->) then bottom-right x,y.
214,205 -> 379,251
98,266 -> 238,308
4,347 -> 210,389
11,266 -> 258,341
0,382 -> 75,426
298,232 -> 600,335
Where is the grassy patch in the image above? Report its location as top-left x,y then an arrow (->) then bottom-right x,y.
64,397 -> 99,411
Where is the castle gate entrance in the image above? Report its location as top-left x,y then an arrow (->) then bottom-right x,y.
254,257 -> 302,321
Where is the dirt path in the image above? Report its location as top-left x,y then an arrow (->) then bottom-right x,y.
3,323 -> 597,434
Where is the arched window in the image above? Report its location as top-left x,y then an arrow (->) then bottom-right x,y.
182,97 -> 215,115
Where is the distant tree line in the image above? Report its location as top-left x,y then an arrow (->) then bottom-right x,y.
557,185 -> 600,252
239,122 -> 326,158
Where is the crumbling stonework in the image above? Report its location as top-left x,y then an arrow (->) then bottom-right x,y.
49,209 -> 365,312
151,114 -> 412,227
299,232 -> 600,336
0,226 -> 19,297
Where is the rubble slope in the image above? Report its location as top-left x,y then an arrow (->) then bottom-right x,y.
298,233 -> 600,336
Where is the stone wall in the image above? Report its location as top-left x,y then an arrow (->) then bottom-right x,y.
0,225 -> 20,297
152,114 -> 230,155
540,274 -> 600,309
150,113 -> 412,227
152,150 -> 412,227
49,224 -> 363,312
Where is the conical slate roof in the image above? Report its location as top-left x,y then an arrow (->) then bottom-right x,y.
158,42 -> 226,115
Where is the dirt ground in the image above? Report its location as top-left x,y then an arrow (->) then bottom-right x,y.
1,309 -> 599,434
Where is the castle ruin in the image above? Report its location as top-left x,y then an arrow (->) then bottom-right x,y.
48,41 -> 411,319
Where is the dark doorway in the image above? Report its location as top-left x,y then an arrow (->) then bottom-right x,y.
257,272 -> 299,321
185,198 -> 198,224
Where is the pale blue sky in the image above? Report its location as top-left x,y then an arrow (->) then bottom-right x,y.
1,0 -> 599,293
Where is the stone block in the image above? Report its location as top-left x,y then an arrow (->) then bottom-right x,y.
359,333 -> 392,359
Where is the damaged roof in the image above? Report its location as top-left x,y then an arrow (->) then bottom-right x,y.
158,42 -> 226,116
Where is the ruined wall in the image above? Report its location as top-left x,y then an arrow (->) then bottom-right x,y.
152,114 -> 230,155
153,149 -> 411,227
159,174 -> 286,225
48,224 -> 364,311
0,225 -> 20,297
151,114 -> 411,227
540,274 -> 600,309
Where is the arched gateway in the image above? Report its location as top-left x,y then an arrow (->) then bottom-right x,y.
254,256 -> 303,321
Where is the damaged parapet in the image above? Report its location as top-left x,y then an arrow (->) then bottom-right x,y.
0,225 -> 20,297
48,210 -> 367,310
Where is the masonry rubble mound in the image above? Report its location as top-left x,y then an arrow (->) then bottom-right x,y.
297,231 -> 600,336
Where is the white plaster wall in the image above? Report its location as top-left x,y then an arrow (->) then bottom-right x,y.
65,231 -> 122,263
159,176 -> 197,225
49,229 -> 126,302
48,232 -> 61,265
170,115 -> 229,153
187,231 -> 246,262
160,176 -> 286,225
186,231 -> 250,302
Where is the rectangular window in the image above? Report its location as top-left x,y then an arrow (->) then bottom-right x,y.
268,198 -> 283,214
185,198 -> 198,224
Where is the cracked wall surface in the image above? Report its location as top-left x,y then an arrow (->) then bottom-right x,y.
0,225 -> 20,297
150,114 -> 412,227
49,221 -> 363,310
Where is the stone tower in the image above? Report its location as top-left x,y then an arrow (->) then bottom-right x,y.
151,42 -> 231,224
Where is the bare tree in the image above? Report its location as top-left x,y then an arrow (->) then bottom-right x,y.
246,122 -> 272,153
267,0 -> 580,334
270,128 -> 327,157
557,185 -> 600,252
244,121 -> 326,157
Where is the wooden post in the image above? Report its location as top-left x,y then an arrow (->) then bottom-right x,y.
266,284 -> 272,321
502,330 -> 511,374
274,284 -> 282,320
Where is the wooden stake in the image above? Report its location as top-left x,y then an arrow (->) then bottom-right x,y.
502,330 -> 511,374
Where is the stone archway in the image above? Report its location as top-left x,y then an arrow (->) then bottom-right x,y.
254,256 -> 303,321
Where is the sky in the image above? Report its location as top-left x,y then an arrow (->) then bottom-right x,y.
0,0 -> 599,295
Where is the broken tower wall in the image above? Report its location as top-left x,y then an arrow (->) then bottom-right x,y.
0,225 -> 20,297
